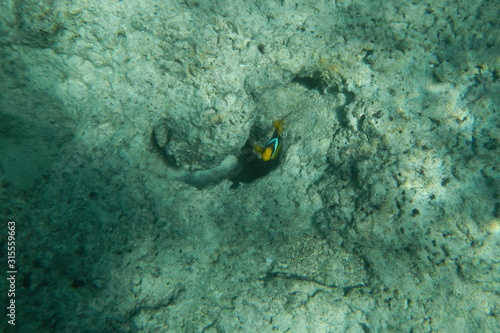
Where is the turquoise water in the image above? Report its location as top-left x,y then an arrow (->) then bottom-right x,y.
0,0 -> 498,332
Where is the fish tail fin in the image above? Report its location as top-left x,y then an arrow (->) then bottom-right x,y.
273,119 -> 285,135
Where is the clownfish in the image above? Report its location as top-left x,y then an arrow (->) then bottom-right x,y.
253,120 -> 284,161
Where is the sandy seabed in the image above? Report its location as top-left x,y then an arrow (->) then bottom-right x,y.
0,0 -> 498,332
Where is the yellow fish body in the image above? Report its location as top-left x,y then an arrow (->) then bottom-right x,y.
253,120 -> 284,161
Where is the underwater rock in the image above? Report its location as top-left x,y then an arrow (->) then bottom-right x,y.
154,98 -> 254,171
15,0 -> 63,47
